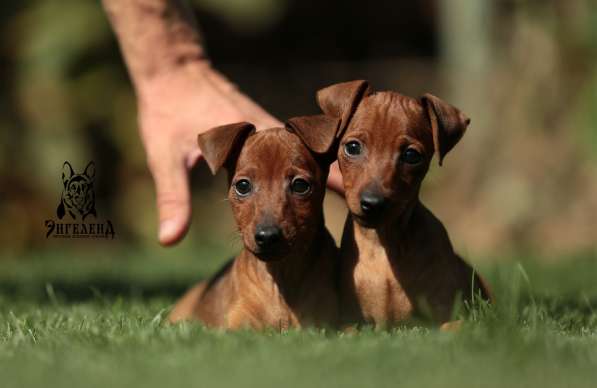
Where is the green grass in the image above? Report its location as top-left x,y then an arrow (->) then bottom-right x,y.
1,250 -> 597,388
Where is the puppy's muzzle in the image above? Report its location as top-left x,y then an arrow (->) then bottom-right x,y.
253,224 -> 286,260
360,190 -> 387,215
357,190 -> 388,226
255,225 -> 282,247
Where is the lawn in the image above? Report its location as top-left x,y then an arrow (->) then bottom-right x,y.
1,249 -> 596,388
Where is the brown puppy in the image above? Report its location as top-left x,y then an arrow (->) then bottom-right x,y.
168,121 -> 339,330
289,80 -> 491,328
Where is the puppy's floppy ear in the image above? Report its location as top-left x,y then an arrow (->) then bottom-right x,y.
316,80 -> 371,135
197,122 -> 256,175
422,93 -> 471,166
286,115 -> 341,154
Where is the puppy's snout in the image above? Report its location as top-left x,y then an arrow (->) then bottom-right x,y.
360,191 -> 387,216
255,225 -> 282,249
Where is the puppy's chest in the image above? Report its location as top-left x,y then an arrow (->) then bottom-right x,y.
352,247 -> 414,323
231,285 -> 307,330
262,294 -> 302,329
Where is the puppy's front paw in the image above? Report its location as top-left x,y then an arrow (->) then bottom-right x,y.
439,320 -> 462,332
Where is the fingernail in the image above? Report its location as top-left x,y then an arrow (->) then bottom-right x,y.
159,219 -> 178,244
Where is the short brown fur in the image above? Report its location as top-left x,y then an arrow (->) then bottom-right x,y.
169,125 -> 339,329
313,81 -> 491,327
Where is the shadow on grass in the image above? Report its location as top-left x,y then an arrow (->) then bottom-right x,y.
1,254 -> 596,318
2,279 -> 596,325
0,277 -> 195,303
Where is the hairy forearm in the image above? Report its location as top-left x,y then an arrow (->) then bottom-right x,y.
102,0 -> 207,88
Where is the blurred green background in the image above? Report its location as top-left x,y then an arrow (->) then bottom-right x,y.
0,0 -> 596,264
2,3 -> 597,386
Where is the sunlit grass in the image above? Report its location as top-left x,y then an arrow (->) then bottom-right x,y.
0,251 -> 596,388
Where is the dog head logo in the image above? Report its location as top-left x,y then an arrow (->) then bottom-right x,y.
57,161 -> 97,220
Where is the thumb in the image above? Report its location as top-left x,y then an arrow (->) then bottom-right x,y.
149,154 -> 192,246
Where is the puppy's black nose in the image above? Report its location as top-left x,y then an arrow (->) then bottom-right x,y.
255,225 -> 282,248
360,191 -> 387,215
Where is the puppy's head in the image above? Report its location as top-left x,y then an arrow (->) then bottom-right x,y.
198,120 -> 338,261
317,80 -> 470,228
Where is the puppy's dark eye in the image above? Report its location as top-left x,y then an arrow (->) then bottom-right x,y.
344,141 -> 362,157
234,179 -> 252,196
400,148 -> 423,165
290,178 -> 311,195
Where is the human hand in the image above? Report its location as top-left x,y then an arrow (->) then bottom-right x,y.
103,0 -> 344,246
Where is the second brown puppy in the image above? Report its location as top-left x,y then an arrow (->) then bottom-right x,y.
290,80 -> 491,328
169,122 -> 339,330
